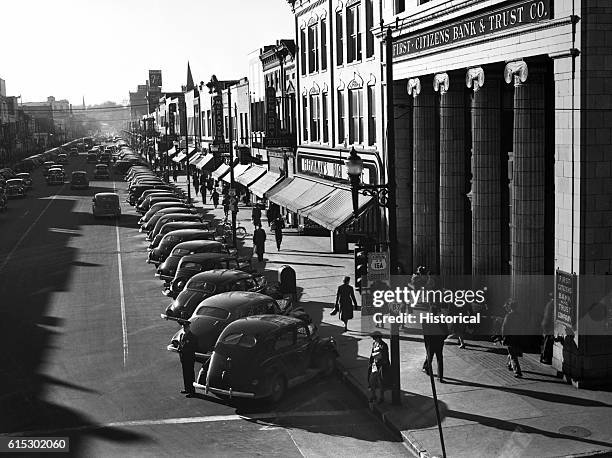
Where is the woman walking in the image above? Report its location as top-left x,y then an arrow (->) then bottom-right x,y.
211,189 -> 220,209
331,276 -> 358,332
368,331 -> 390,404
192,174 -> 200,196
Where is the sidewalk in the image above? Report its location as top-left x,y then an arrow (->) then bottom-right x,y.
176,176 -> 612,458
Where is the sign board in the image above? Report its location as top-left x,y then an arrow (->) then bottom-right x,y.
299,155 -> 372,185
367,251 -> 390,283
149,70 -> 162,87
212,95 -> 225,145
265,86 -> 278,138
228,188 -> 236,197
555,269 -> 576,328
210,143 -> 229,154
393,0 -> 551,59
263,136 -> 297,148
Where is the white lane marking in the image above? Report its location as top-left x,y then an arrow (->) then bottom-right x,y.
286,428 -> 306,457
0,192 -> 58,274
3,409 -> 367,436
113,180 -> 128,367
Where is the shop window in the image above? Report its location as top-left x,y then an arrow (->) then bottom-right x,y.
308,23 -> 319,73
322,92 -> 329,143
366,0 -> 374,58
300,29 -> 307,76
302,95 -> 309,141
321,19 -> 328,71
337,90 -> 345,143
310,94 -> 320,142
336,11 -> 344,66
367,86 -> 376,145
394,0 -> 405,14
349,88 -> 363,144
347,3 -> 361,63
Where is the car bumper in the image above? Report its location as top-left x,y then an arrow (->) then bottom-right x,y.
193,382 -> 256,399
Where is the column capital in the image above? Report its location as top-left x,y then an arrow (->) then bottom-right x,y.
433,73 -> 449,95
504,60 -> 528,87
465,67 -> 485,92
407,78 -> 421,97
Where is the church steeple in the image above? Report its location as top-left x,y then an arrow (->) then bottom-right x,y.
186,62 -> 195,92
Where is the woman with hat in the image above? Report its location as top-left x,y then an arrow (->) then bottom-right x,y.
368,331 -> 390,404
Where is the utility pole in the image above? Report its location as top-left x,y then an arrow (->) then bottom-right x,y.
227,87 -> 236,247
182,98 -> 191,203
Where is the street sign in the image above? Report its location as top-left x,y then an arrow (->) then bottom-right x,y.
367,251 -> 390,282
228,188 -> 236,197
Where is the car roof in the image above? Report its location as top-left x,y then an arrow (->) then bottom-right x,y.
162,229 -> 213,239
188,269 -> 251,284
173,240 -> 222,251
6,178 -> 22,183
72,170 -> 87,175
94,192 -> 119,198
224,315 -> 304,335
179,252 -> 233,263
96,164 -> 108,167
194,291 -> 273,312
16,172 -> 30,176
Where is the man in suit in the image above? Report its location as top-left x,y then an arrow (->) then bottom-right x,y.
179,321 -> 197,396
368,331 -> 390,404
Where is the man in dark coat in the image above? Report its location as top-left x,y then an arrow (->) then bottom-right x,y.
252,205 -> 262,228
502,299 -> 523,377
253,224 -> 266,262
178,321 -> 197,396
222,194 -> 230,217
192,174 -> 199,196
272,216 -> 285,250
540,293 -> 554,364
211,189 -> 219,209
199,182 -> 207,204
422,305 -> 449,383
332,276 -> 358,332
368,331 -> 390,404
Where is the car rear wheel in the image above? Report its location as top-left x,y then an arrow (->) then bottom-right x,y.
269,375 -> 286,403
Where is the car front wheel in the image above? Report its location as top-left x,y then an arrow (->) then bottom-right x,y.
268,375 -> 286,403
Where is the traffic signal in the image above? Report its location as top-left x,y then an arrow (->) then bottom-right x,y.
354,244 -> 369,293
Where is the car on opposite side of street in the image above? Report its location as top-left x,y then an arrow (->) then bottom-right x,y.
92,192 -> 121,219
46,168 -> 65,185
56,153 -> 69,164
146,229 -> 217,266
98,152 -> 111,164
42,162 -> 57,176
69,147 -> 79,157
149,221 -> 211,249
162,269 -> 267,319
5,179 -> 26,198
15,173 -> 33,189
195,315 -> 337,402
93,164 -> 110,180
87,151 -> 99,163
70,171 -> 89,190
166,292 -> 296,362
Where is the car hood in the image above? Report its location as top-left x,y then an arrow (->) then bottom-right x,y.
168,290 -> 210,318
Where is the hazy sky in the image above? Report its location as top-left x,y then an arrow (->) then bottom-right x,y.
1,0 -> 294,106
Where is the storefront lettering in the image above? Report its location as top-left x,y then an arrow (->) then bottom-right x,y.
393,0 -> 550,58
300,156 -> 372,184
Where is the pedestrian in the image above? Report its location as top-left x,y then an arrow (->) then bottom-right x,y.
331,276 -> 358,332
252,204 -> 262,228
199,182 -> 207,204
540,293 -> 554,364
368,331 -> 390,404
271,216 -> 285,250
502,299 -> 523,377
207,178 -> 214,193
172,168 -> 178,182
266,204 -> 279,226
253,224 -> 266,262
178,321 -> 197,396
222,194 -> 230,218
212,189 -> 219,209
193,174 -> 199,196
422,305 -> 448,383
448,301 -> 473,349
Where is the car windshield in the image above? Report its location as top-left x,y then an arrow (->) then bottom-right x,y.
97,196 -> 117,203
172,248 -> 190,256
187,281 -> 216,293
221,333 -> 257,348
193,306 -> 230,319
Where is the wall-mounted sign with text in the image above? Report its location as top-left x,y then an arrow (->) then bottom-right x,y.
298,154 -> 373,185
212,95 -> 224,145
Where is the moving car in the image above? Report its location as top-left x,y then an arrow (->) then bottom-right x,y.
57,153 -> 69,164
92,192 -> 121,218
5,179 -> 26,198
147,229 -> 216,266
163,269 -> 267,319
166,292 -> 294,362
15,173 -> 32,189
87,151 -> 98,163
163,253 -> 252,298
156,240 -> 229,283
70,171 -> 89,190
46,169 -> 65,185
93,164 -> 110,180
195,315 -> 337,402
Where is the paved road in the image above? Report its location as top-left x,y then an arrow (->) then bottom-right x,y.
0,156 -> 409,457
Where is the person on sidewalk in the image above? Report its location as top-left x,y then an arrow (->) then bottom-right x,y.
368,331 -> 390,404
211,189 -> 219,209
222,194 -> 230,218
178,321 -> 197,396
271,216 -> 285,250
192,174 -> 199,196
172,168 -> 178,182
200,182 -> 207,204
422,305 -> 449,383
252,204 -> 262,228
540,293 -> 554,364
448,301 -> 473,349
502,299 -> 523,378
253,224 -> 266,262
331,276 -> 358,332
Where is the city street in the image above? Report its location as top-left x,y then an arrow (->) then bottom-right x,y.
0,155 -> 408,457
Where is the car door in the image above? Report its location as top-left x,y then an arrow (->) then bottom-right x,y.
270,329 -> 299,380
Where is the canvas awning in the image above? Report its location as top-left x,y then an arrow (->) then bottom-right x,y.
266,176 -> 335,213
299,188 -> 373,230
221,163 -> 251,183
166,147 -> 178,158
250,171 -> 282,198
211,163 -> 230,180
195,154 -> 215,170
235,165 -> 267,187
173,150 -> 186,163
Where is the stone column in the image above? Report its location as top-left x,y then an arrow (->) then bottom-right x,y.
409,77 -> 440,274
467,67 -> 502,275
435,73 -> 467,276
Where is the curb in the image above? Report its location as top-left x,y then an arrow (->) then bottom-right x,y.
335,361 -> 432,458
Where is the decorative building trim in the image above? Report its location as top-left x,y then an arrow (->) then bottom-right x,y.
322,82 -> 329,93
309,82 -> 321,95
320,9 -> 327,19
286,81 -> 296,94
296,0 -> 326,18
504,60 -> 528,86
433,73 -> 449,94
346,0 -> 360,7
308,14 -> 319,26
337,78 -> 346,91
334,1 -> 344,12
347,72 -> 364,89
367,73 -> 376,86
466,67 -> 485,92
407,77 -> 421,97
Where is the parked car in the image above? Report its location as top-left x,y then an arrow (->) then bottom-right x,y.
46,169 -> 65,185
148,213 -> 206,241
92,192 -> 121,218
136,190 -> 178,209
0,168 -> 17,180
129,184 -> 174,205
57,153 -> 69,164
15,173 -> 33,189
87,152 -> 98,163
70,171 -> 89,190
166,292 -> 296,362
5,179 -> 26,198
98,152 -> 111,164
147,229 -> 216,266
69,147 -> 79,157
93,164 -> 110,180
195,315 -> 337,402
156,240 -> 229,282
137,195 -> 184,214
140,205 -> 195,230
163,269 -> 267,319
149,221 -> 211,249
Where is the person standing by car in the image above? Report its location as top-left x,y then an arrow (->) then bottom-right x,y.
211,189 -> 219,209
502,299 -> 523,378
368,331 -> 390,404
178,321 -> 197,396
252,204 -> 262,228
253,224 -> 267,263
331,276 -> 358,332
271,216 -> 285,250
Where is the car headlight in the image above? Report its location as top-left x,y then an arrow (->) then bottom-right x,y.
251,379 -> 259,386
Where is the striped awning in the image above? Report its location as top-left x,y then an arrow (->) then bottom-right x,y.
211,163 -> 230,180
266,176 -> 335,213
299,188 -> 373,230
235,165 -> 267,187
250,171 -> 282,198
221,163 -> 250,184
195,154 -> 215,170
